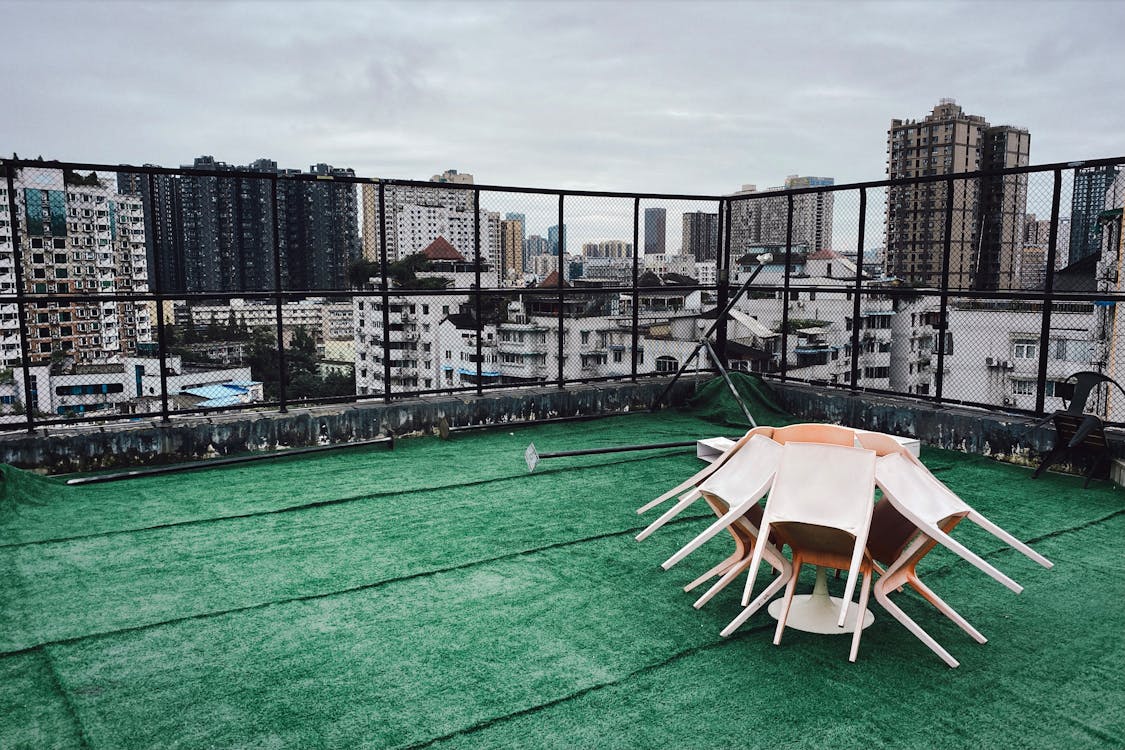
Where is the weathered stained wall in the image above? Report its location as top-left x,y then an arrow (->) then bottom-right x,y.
0,379 -> 696,474
4,376 -> 1118,478
766,380 -> 1125,469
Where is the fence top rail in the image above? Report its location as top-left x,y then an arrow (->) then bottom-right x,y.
4,155 -> 1122,202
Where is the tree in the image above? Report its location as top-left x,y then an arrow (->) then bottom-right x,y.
347,258 -> 381,288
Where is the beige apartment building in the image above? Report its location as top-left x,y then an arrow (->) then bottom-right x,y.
886,99 -> 1030,290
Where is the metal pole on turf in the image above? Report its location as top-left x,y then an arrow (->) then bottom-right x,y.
525,441 -> 698,473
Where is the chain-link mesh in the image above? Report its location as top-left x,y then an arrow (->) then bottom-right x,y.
1,157 -> 1122,431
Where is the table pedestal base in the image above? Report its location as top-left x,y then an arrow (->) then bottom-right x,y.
767,566 -> 874,635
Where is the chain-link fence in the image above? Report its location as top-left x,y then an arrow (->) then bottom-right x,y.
1,156 -> 1123,432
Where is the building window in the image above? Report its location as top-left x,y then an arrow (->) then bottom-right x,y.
1012,379 -> 1035,396
1012,339 -> 1037,359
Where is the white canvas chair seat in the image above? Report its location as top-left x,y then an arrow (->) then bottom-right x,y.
725,442 -> 877,663
636,423 -> 857,541
874,453 -> 1053,592
864,453 -> 1053,666
634,426 -> 775,540
656,435 -> 789,612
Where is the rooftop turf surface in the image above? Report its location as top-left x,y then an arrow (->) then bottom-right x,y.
1,376 -> 1122,749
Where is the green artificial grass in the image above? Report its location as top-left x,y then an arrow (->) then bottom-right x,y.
1,374 -> 1123,749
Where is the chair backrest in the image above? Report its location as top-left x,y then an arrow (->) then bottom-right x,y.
875,452 -> 1025,593
874,453 -> 970,527
855,431 -> 915,459
1060,371 -> 1125,414
764,441 -> 877,628
771,423 -> 857,448
699,434 -> 782,505
765,442 -> 876,536
1052,412 -> 1109,450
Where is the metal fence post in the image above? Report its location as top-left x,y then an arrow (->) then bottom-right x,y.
270,175 -> 288,413
934,178 -> 955,404
780,194 -> 794,380
378,182 -> 391,403
474,188 -> 483,396
631,197 -> 640,382
1035,169 -> 1064,416
715,198 -> 730,367
145,174 -> 170,422
850,187 -> 866,390
3,162 -> 36,432
556,193 -> 565,389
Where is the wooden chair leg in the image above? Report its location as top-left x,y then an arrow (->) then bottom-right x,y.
773,558 -> 803,646
873,584 -> 959,668
848,568 -> 873,663
907,573 -> 987,644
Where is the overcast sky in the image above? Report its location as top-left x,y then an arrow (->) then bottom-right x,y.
3,0 -> 1123,248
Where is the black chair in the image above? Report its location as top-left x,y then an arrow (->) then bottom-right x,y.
1031,371 -> 1125,487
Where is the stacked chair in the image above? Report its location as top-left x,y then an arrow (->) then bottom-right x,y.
637,423 -> 1054,667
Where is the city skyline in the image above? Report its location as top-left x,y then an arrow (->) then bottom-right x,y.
2,1 -> 1122,197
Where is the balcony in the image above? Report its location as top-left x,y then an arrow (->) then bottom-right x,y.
0,377 -> 1115,750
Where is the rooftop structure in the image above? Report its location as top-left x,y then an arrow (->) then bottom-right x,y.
0,383 -> 1118,749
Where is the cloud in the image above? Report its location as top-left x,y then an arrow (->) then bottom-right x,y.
1,0 -> 1121,198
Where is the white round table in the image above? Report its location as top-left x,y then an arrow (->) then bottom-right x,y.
766,565 -> 874,634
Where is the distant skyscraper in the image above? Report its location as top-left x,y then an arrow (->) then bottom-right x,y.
524,234 -> 550,260
730,176 -> 834,258
500,218 -> 524,283
681,211 -> 719,262
118,168 -> 184,292
1070,165 -> 1121,265
140,156 -> 360,293
279,163 -> 361,291
548,224 -> 566,255
644,208 -> 666,255
885,99 -> 1030,289
506,212 -> 528,266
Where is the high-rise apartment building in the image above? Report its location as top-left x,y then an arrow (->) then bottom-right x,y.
0,168 -> 152,369
1070,165 -> 1122,265
131,157 -> 360,293
581,240 -> 632,259
681,211 -> 719,262
885,99 -> 1030,290
505,212 -> 527,268
362,170 -> 497,266
644,207 -> 666,255
500,218 -> 524,284
547,224 -> 566,256
279,163 -> 361,291
730,176 -> 834,258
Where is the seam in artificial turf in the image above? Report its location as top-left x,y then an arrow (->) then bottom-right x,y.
0,511 -> 712,658
1021,505 -> 1125,545
5,492 -> 1120,661
36,646 -> 93,750
0,451 -> 686,551
398,621 -> 778,750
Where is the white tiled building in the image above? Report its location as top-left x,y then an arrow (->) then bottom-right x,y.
0,169 -> 152,371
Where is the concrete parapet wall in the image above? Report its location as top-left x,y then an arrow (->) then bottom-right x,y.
766,380 -> 1125,469
0,379 -> 695,474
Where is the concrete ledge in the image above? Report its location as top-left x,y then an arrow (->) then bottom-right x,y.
766,380 -> 1125,471
0,379 -> 696,474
